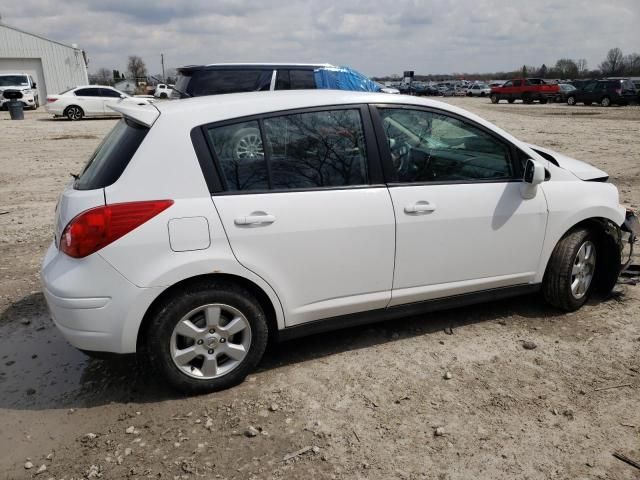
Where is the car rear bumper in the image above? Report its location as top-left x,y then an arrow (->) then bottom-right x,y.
40,242 -> 164,353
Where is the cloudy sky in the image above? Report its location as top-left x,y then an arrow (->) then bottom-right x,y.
2,0 -> 639,77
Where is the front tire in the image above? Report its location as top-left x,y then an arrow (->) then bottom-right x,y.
543,228 -> 597,311
490,94 -> 499,104
567,96 -> 576,106
601,96 -> 611,107
144,281 -> 269,394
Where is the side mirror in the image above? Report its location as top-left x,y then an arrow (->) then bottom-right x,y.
521,159 -> 545,199
32,82 -> 37,88
120,94 -> 126,99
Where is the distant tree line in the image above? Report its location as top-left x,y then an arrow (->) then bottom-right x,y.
375,48 -> 640,82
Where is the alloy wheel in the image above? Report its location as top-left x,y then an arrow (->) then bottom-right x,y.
234,132 -> 263,161
570,241 -> 596,299
170,303 -> 252,380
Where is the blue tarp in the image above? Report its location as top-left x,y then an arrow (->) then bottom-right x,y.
314,66 -> 382,92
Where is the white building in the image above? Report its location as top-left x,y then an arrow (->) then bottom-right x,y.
0,22 -> 88,100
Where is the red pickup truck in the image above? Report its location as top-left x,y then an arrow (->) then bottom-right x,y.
490,78 -> 560,104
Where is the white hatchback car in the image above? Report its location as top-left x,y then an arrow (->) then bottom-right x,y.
45,85 -> 149,120
41,91 -> 637,393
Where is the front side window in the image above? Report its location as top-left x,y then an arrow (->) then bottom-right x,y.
378,108 -> 513,183
205,108 -> 368,192
289,70 -> 316,89
100,88 -> 122,98
502,80 -> 513,87
513,80 -> 522,87
264,109 -> 368,189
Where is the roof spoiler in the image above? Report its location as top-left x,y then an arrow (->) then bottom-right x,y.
107,101 -> 160,127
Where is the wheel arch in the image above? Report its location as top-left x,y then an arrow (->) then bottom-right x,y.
136,273 -> 281,352
64,104 -> 84,116
539,216 -> 622,294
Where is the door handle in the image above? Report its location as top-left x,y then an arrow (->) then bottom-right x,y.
234,212 -> 276,226
404,201 -> 436,214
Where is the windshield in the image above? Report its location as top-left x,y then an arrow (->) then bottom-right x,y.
0,75 -> 29,87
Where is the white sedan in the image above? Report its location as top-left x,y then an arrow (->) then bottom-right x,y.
45,86 -> 151,120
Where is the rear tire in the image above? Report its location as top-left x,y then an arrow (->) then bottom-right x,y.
601,96 -> 611,107
508,98 -> 515,104
143,280 -> 269,394
543,228 -> 597,311
65,105 -> 84,121
567,96 -> 576,106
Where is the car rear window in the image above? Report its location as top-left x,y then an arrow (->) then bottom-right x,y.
74,118 -> 148,190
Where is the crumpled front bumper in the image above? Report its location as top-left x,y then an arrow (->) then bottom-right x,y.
621,209 -> 639,271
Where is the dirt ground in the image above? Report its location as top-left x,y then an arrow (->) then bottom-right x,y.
1,98 -> 639,480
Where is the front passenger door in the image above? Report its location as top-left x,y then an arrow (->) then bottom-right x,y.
100,88 -> 123,115
373,107 -> 548,306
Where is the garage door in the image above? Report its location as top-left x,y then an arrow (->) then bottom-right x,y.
0,58 -> 46,99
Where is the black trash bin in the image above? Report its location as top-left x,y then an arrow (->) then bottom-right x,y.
3,90 -> 25,120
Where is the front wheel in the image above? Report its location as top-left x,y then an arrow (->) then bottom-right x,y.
543,228 -> 597,311
567,96 -> 576,106
490,94 -> 499,104
601,96 -> 611,107
144,281 -> 269,393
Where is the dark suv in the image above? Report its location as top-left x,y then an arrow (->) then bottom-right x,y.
171,63 -> 396,99
566,79 -> 637,107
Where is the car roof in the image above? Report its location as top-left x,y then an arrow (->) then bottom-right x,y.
73,85 -> 117,89
178,63 -> 334,72
152,90 -> 485,129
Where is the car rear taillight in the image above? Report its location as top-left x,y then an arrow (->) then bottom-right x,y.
60,200 -> 173,258
47,97 -> 57,103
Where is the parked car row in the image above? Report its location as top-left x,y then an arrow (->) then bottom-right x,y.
488,77 -> 638,107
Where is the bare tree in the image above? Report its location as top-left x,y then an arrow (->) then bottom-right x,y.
576,58 -> 588,77
552,59 -> 579,79
127,55 -> 147,81
599,48 -> 624,76
94,68 -> 112,85
623,53 -> 640,75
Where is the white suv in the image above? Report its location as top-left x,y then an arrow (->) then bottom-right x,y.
0,73 -> 39,109
41,91 -> 637,393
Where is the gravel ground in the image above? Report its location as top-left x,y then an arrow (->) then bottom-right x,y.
0,98 -> 639,480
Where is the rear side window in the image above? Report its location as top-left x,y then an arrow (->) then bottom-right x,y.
75,119 -> 148,190
205,108 -> 368,192
187,69 -> 272,96
264,110 -> 367,189
206,120 -> 269,192
75,88 -> 101,96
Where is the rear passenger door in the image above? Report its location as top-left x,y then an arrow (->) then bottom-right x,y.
202,106 -> 395,326
73,88 -> 104,116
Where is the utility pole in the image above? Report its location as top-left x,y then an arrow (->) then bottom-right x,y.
161,53 -> 166,83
